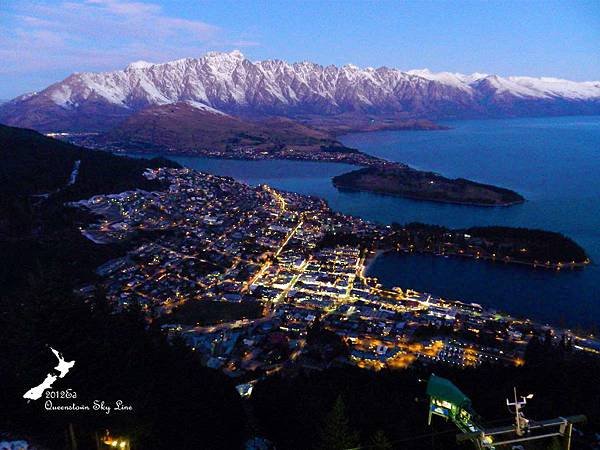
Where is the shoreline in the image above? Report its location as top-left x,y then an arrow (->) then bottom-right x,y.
333,183 -> 525,207
118,149 -> 525,208
362,249 -> 385,276
375,247 -> 590,271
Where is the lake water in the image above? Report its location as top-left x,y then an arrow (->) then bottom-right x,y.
136,115 -> 600,328
341,116 -> 600,328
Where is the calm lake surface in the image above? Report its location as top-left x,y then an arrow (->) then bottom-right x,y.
342,116 -> 600,328
139,115 -> 600,328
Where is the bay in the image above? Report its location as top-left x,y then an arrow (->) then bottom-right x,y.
131,115 -> 600,328
341,116 -> 600,329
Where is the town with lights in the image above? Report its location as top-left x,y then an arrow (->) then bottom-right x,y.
67,167 -> 600,392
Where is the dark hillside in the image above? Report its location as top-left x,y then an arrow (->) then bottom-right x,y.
0,124 -> 178,199
0,124 -> 180,291
0,125 -> 246,449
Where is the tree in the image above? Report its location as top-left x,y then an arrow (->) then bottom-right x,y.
306,319 -> 349,361
370,429 -> 393,450
317,395 -> 360,450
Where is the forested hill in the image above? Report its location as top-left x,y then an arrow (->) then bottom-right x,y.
0,125 -> 182,290
0,123 -> 180,247
0,124 -> 178,199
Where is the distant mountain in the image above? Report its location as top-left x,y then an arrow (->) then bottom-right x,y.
94,102 -> 364,160
1,51 -> 599,134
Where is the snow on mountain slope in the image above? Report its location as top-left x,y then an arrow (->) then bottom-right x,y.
406,69 -> 485,92
508,76 -> 600,100
1,51 -> 599,131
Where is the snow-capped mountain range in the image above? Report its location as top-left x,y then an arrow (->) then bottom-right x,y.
1,50 -> 599,132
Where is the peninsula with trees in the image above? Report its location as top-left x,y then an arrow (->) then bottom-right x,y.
333,166 -> 525,206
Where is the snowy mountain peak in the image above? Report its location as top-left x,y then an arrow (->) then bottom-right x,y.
126,60 -> 155,71
204,50 -> 245,61
2,51 -> 600,132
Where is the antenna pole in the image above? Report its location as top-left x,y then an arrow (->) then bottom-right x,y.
514,387 -> 522,436
506,386 -> 529,436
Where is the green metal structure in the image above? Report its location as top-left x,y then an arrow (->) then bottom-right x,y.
426,374 -> 586,449
426,374 -> 481,434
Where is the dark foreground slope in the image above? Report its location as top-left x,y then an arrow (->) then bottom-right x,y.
251,342 -> 600,450
0,125 -> 246,449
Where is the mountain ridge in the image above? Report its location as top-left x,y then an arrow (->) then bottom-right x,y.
2,50 -> 599,133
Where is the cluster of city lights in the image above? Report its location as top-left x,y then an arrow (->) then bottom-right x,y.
103,439 -> 128,448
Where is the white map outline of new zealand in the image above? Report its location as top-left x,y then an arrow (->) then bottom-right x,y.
23,347 -> 75,401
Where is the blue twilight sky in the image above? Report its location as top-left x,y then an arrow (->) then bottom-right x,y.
1,0 -> 599,99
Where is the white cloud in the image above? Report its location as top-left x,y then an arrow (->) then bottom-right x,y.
85,0 -> 163,16
1,0 -> 258,77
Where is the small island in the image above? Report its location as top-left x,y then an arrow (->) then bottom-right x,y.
59,103 -> 526,208
332,166 -> 524,206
